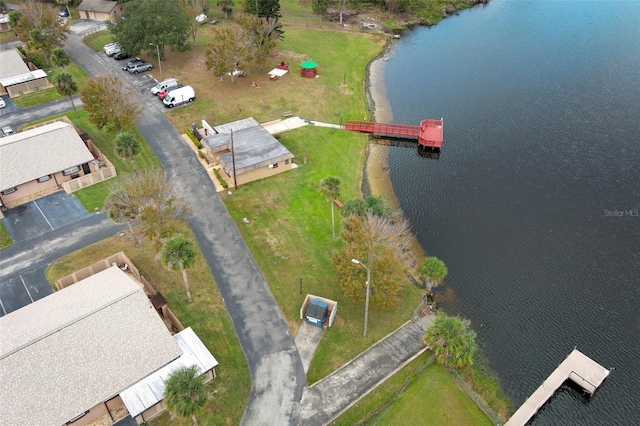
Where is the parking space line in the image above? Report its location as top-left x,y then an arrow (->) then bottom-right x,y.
33,200 -> 54,230
20,275 -> 35,303
0,297 -> 6,315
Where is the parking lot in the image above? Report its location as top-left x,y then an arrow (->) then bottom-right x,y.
2,191 -> 92,243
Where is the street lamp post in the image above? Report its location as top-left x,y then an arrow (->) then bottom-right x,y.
149,43 -> 162,81
351,258 -> 371,337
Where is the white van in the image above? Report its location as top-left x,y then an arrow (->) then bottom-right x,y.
163,85 -> 195,108
151,78 -> 178,95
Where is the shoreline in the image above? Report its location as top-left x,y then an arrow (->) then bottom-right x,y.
364,42 -> 427,261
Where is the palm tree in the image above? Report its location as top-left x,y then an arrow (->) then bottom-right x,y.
423,314 -> 477,368
319,176 -> 341,239
50,47 -> 70,69
51,71 -> 78,113
114,131 -> 141,171
418,257 -> 448,292
162,236 -> 197,302
164,365 -> 207,426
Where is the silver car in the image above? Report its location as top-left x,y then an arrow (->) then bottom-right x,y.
1,125 -> 15,137
127,62 -> 153,74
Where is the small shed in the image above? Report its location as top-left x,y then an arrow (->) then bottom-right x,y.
300,61 -> 318,78
300,294 -> 338,327
77,0 -> 122,21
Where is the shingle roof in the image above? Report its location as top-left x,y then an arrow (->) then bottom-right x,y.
0,49 -> 30,81
0,266 -> 182,426
120,327 -> 219,417
0,121 -> 95,191
77,0 -> 118,13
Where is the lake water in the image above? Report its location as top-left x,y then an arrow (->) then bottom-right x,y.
381,0 -> 640,424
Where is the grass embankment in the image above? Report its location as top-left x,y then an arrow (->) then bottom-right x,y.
11,62 -> 91,108
44,223 -> 250,425
335,353 -> 495,426
0,223 -> 11,249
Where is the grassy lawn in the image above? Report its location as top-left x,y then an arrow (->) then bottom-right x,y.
336,357 -> 494,426
0,222 -> 11,250
44,223 -> 250,425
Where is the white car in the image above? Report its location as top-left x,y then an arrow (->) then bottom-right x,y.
195,13 -> 207,24
104,43 -> 121,56
0,97 -> 6,109
1,125 -> 15,137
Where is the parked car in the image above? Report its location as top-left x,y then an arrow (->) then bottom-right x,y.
158,85 -> 182,100
195,13 -> 207,24
122,58 -> 144,71
163,85 -> 195,108
1,125 -> 15,137
59,7 -> 70,18
151,78 -> 178,95
0,97 -> 6,109
127,62 -> 153,74
104,43 -> 121,56
113,51 -> 132,61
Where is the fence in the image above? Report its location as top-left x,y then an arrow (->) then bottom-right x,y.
62,165 -> 117,193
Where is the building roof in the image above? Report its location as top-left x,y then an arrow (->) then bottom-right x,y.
0,69 -> 47,87
0,121 -> 95,191
202,121 -> 294,176
0,49 -> 30,82
77,0 -> 118,13
0,266 -> 182,426
119,327 -> 219,417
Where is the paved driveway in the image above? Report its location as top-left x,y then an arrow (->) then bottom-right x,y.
2,192 -> 91,243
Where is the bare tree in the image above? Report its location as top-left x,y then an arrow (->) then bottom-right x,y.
14,0 -> 70,64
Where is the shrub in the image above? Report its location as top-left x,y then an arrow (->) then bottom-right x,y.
186,128 -> 202,149
213,168 -> 229,189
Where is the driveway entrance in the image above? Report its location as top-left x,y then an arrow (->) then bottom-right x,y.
2,192 -> 91,243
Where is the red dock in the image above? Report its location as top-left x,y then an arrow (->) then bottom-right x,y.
343,118 -> 443,149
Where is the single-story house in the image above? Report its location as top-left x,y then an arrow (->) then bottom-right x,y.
201,117 -> 296,185
0,48 -> 50,97
0,121 -> 97,208
0,266 -> 218,426
77,0 -> 123,21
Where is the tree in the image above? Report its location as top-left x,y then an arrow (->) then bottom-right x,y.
418,257 -> 448,291
236,13 -> 280,69
217,0 -> 235,19
205,24 -> 255,82
105,170 -> 190,245
162,236 -> 197,303
342,195 -> 393,219
164,365 -> 207,425
81,75 -> 142,132
114,132 -> 141,171
108,0 -> 192,59
319,176 -> 341,239
51,71 -> 78,113
332,211 -> 415,308
423,314 -> 477,368
181,0 -> 208,45
311,0 -> 328,20
243,0 -> 283,43
14,0 -> 69,64
50,47 -> 70,69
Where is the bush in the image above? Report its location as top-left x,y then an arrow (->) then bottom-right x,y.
213,168 -> 229,189
197,150 -> 205,159
186,128 -> 202,149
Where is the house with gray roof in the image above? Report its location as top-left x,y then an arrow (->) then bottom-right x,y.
200,117 -> 296,186
0,266 -> 219,426
0,48 -> 50,97
77,0 -> 122,21
0,120 -> 103,208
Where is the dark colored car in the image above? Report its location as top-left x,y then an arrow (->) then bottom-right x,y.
59,7 -> 70,18
122,58 -> 144,71
113,51 -> 132,61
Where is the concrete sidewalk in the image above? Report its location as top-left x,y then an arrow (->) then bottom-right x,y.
299,314 -> 435,425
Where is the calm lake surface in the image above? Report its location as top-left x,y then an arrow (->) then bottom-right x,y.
382,0 -> 640,424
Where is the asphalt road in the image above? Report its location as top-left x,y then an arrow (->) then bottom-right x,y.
63,23 -> 306,425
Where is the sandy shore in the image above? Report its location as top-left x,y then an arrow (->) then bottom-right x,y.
364,47 -> 427,260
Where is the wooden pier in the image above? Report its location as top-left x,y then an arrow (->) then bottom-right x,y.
505,349 -> 611,426
343,118 -> 443,149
